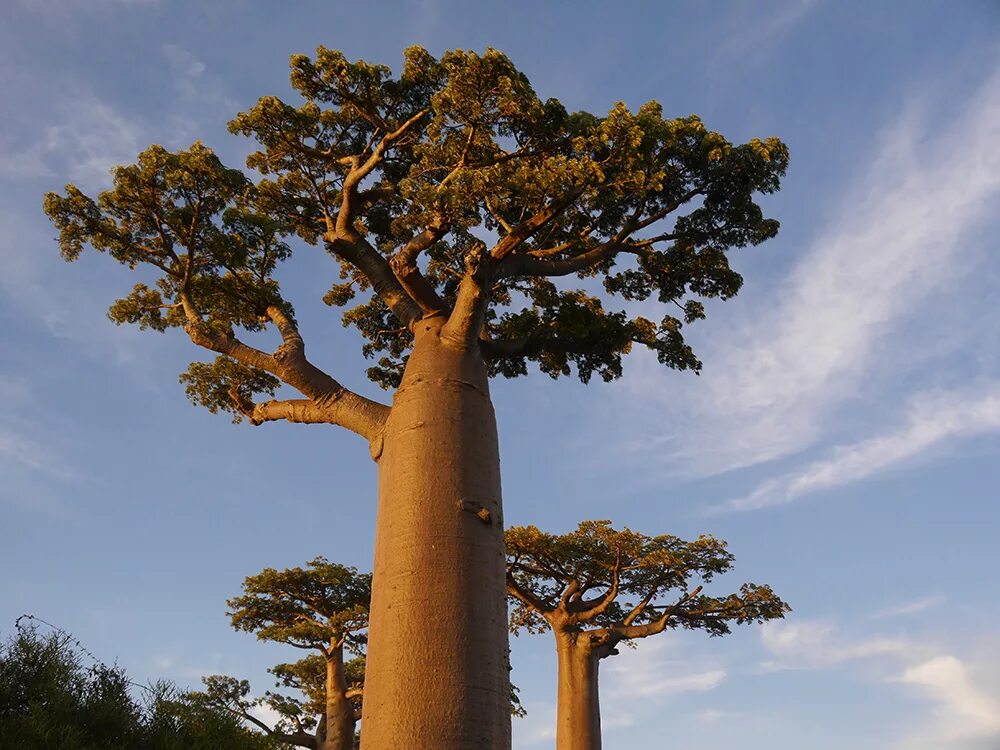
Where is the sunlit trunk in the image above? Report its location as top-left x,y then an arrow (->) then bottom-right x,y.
556,634 -> 601,750
360,318 -> 511,750
321,649 -> 356,750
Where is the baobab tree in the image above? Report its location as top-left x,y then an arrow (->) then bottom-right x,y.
195,657 -> 363,750
43,46 -> 788,749
224,558 -> 368,750
506,521 -> 789,750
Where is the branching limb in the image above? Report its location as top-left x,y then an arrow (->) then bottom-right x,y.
324,109 -> 433,329
440,243 -> 492,348
608,585 -> 704,641
218,702 -> 318,749
569,559 -> 621,622
621,574 -> 668,627
182,295 -> 389,440
389,220 -> 450,314
489,186 -> 585,261
506,572 -> 556,623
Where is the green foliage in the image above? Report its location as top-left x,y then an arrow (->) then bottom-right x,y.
0,623 -> 278,750
44,46 -> 788,405
506,520 -> 789,638
179,356 -> 280,422
227,557 -> 371,650
267,654 -> 365,725
43,141 -> 292,413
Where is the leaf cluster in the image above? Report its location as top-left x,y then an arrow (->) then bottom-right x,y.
506,520 -> 788,639
227,557 -> 371,652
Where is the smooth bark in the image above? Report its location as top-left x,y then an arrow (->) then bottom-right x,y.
322,647 -> 357,750
556,634 -> 602,750
360,317 -> 510,750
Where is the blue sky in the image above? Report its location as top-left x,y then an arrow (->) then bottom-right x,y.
1,1 -> 998,748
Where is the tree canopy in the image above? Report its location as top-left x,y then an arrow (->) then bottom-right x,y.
224,558 -> 369,748
506,521 -> 789,653
44,45 -> 788,431
227,557 -> 370,654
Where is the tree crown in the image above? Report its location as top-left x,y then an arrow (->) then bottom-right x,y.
506,521 -> 788,646
227,557 -> 371,653
44,46 -> 787,426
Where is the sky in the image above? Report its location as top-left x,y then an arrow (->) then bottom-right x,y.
1,1 -> 998,748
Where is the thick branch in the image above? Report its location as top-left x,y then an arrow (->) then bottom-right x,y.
440,245 -> 492,348
389,222 -> 449,314
506,572 -> 555,621
608,585 -> 703,641
500,238 -> 621,278
481,330 -> 611,361
182,295 -> 389,440
489,186 -> 585,261
325,110 -> 432,329
621,574 -> 668,627
243,389 -> 388,440
569,564 -> 620,622
325,233 -> 424,329
233,706 -> 317,749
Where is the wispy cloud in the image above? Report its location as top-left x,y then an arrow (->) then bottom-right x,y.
759,620 -> 910,671
0,92 -> 142,188
604,639 -> 726,699
512,701 -> 557,745
619,62 -> 1000,478
871,596 -> 945,621
161,43 -> 239,136
714,0 -> 818,68
716,385 -> 1000,512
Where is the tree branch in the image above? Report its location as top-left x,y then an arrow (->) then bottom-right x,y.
489,186 -> 585,261
621,574 -> 668,627
388,221 -> 450,315
609,585 -> 703,641
569,559 -> 620,622
182,295 -> 389,440
440,243 -> 492,348
324,109 -> 432,330
506,572 -> 555,621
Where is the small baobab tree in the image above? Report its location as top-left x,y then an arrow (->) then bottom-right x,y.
505,521 -> 789,750
223,558 -> 368,750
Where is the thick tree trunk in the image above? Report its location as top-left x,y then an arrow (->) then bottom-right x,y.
321,648 -> 357,750
360,318 -> 511,750
556,634 -> 602,750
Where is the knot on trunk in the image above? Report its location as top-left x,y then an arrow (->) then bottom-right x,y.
458,499 -> 492,524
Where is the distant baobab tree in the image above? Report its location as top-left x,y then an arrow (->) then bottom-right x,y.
506,521 -> 789,750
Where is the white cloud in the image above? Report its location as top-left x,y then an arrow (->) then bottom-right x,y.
160,43 -> 240,140
760,619 -> 1000,749
896,657 -> 1000,747
717,385 -> 1000,512
619,63 -> 1000,478
247,702 -> 285,733
512,701 -> 557,746
714,0 -> 818,67
693,708 -> 735,723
